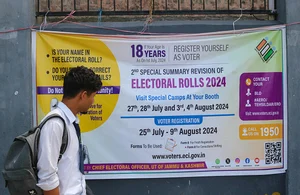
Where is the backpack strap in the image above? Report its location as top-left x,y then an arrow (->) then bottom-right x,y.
36,114 -> 69,163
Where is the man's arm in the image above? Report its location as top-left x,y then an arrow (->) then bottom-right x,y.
36,118 -> 64,193
44,186 -> 60,195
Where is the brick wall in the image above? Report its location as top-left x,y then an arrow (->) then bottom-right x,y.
38,0 -> 268,12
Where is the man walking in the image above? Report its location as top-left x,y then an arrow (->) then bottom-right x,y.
37,66 -> 102,195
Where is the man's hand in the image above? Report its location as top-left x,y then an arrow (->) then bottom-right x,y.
44,187 -> 59,195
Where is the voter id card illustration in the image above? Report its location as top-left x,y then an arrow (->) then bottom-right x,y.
165,138 -> 177,152
50,98 -> 58,111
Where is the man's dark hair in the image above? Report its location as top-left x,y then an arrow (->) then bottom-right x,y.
63,66 -> 102,99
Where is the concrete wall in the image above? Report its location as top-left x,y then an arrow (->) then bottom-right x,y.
0,0 -> 35,194
87,175 -> 285,195
0,0 -> 296,194
286,0 -> 300,194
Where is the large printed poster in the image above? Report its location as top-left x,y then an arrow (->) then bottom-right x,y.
32,27 -> 287,179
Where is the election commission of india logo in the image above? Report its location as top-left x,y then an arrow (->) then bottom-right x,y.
255,37 -> 277,63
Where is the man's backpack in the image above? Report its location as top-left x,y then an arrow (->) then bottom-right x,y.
2,114 -> 68,195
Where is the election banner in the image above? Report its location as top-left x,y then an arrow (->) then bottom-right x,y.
32,26 -> 287,179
